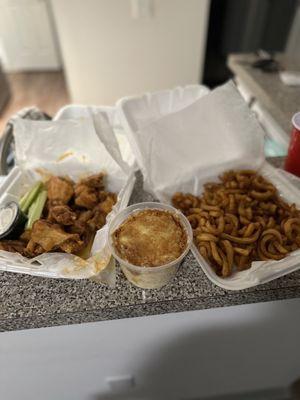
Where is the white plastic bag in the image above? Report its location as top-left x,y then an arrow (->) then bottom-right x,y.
0,112 -> 135,285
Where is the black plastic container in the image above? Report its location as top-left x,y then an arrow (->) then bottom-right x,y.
0,201 -> 27,240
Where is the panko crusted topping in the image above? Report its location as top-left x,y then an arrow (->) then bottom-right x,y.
112,209 -> 187,267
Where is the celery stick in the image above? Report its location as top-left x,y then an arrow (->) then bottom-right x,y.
26,190 -> 48,229
19,190 -> 31,210
19,181 -> 43,214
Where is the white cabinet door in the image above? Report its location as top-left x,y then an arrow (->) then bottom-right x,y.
1,298 -> 300,400
0,0 -> 61,71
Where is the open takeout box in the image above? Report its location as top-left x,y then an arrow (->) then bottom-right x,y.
118,81 -> 300,290
0,108 -> 135,285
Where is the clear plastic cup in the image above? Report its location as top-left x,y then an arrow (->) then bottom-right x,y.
108,202 -> 193,289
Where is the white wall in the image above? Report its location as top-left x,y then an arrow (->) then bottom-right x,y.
50,0 -> 210,104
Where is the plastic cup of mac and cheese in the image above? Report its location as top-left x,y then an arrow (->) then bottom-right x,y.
108,202 -> 192,289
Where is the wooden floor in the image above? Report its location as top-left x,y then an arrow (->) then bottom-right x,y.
0,71 -> 70,134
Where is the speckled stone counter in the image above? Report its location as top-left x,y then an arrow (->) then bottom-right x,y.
1,157 -> 300,333
228,53 -> 300,134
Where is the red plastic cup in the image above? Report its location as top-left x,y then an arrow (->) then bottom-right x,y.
284,112 -> 300,177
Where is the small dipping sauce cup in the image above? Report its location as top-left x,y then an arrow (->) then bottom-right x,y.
108,202 -> 193,289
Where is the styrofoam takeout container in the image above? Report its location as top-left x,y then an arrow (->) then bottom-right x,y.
118,82 -> 300,290
117,85 -> 210,173
0,106 -> 135,284
108,202 -> 193,289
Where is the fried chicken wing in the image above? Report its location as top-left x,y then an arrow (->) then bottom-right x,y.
48,205 -> 77,225
47,176 -> 74,205
24,240 -> 44,257
79,173 -> 105,189
97,193 -> 117,215
77,210 -> 93,223
0,240 -> 27,254
20,229 -> 32,242
29,220 -> 83,253
87,210 -> 106,230
74,174 -> 107,209
74,186 -> 98,209
67,221 -> 93,246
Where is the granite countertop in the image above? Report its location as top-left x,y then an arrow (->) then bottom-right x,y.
228,53 -> 300,134
1,157 -> 300,333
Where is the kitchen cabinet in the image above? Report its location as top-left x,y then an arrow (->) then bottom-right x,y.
0,0 -> 61,71
1,298 -> 300,400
